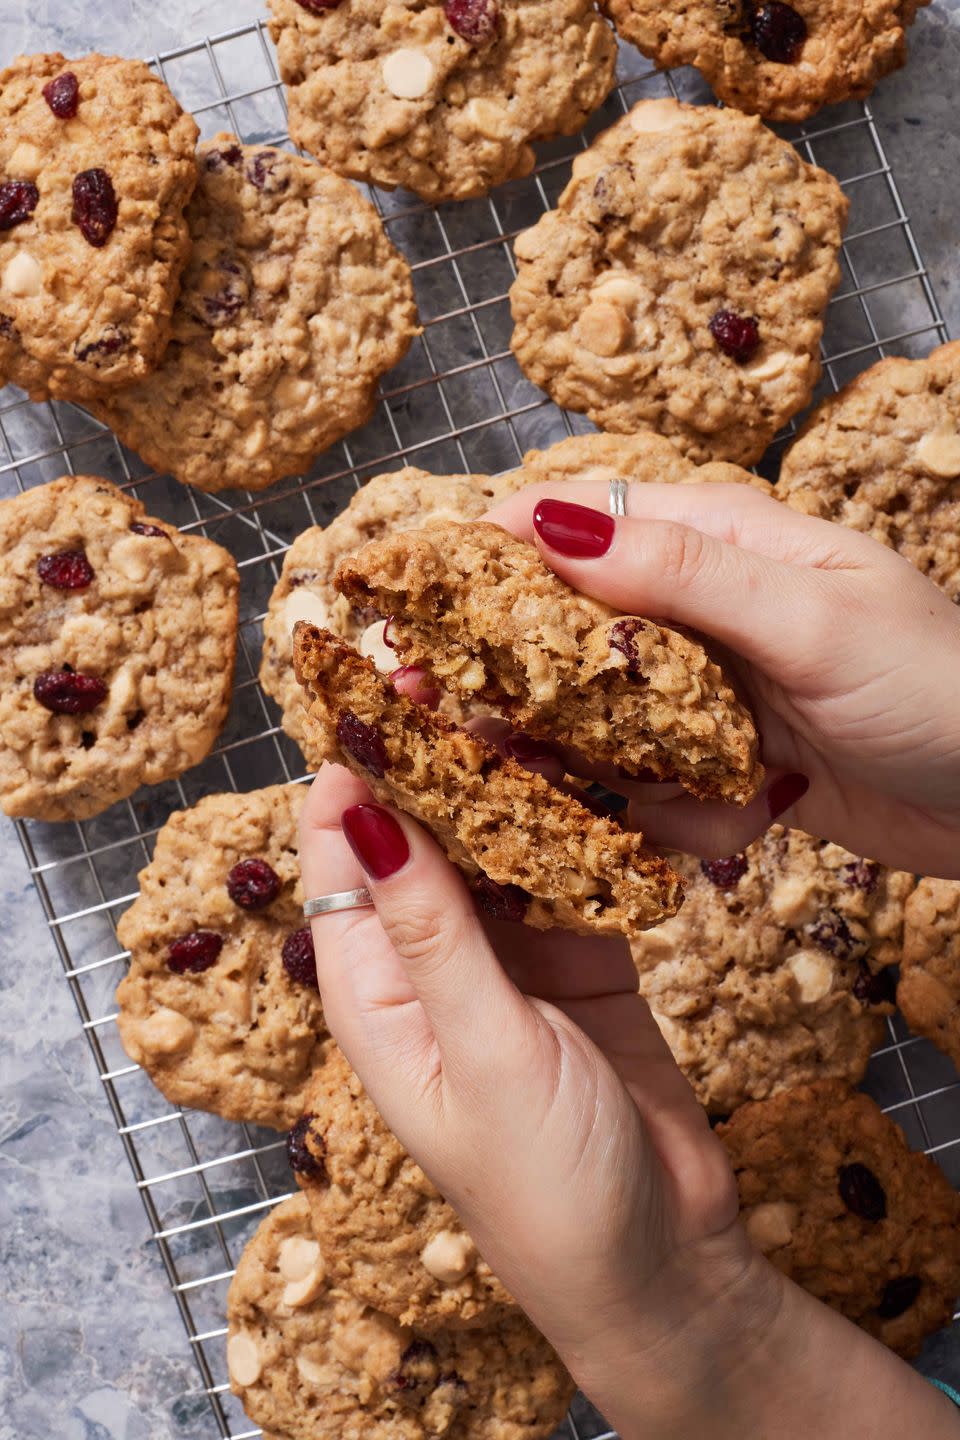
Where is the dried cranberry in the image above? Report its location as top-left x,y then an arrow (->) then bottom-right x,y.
838,1162 -> 887,1222
0,180 -> 40,231
876,1275 -> 922,1319
444,0 -> 500,45
72,169 -> 118,247
609,618 -> 653,677
37,548 -> 94,590
188,259 -> 248,328
709,309 -> 760,363
473,874 -> 529,924
130,521 -> 168,538
295,0 -> 342,10
750,2 -> 807,63
34,669 -> 107,714
0,313 -> 17,341
246,151 -> 289,193
75,328 -> 128,364
592,163 -> 634,220
227,857 -> 281,910
841,859 -> 879,893
42,71 -> 80,119
203,144 -> 243,171
167,929 -> 223,974
336,711 -> 390,778
286,1114 -> 327,1178
390,1339 -> 440,1391
853,962 -> 896,1008
700,854 -> 749,889
282,927 -> 319,990
806,909 -> 867,961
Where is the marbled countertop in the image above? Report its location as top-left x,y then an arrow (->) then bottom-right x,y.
3,5 -> 960,1437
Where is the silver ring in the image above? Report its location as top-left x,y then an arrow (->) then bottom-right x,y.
609,477 -> 628,517
303,886 -> 374,918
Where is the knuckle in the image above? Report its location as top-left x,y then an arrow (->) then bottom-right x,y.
384,898 -> 461,972
653,520 -> 709,590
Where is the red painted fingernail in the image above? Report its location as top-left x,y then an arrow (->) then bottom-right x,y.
389,666 -> 442,709
767,773 -> 809,820
503,734 -> 565,765
341,803 -> 410,880
533,499 -> 615,559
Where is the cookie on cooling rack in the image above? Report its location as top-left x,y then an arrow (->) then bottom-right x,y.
718,1080 -> 960,1357
227,1193 -> 573,1440
0,52 -> 197,401
116,785 -> 329,1132
267,0 -> 617,203
288,1044 -> 512,1328
778,341 -> 960,604
897,877 -> 960,1069
88,135 -> 418,493
293,624 -> 684,937
0,474 -> 238,822
631,827 -> 915,1114
518,429 -> 776,494
259,465 -> 525,767
600,0 -> 928,123
509,98 -> 848,467
335,519 -> 763,803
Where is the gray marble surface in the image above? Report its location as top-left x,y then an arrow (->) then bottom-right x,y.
3,4 -> 960,1437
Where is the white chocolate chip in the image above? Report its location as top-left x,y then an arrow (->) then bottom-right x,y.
577,301 -> 630,358
420,1229 -> 476,1285
454,657 -> 486,692
382,49 -> 435,100
132,1007 -> 194,1057
243,420 -> 268,458
275,373 -> 315,408
745,350 -> 793,382
278,1235 -> 323,1283
787,949 -> 834,1004
916,430 -> 960,479
283,587 -> 330,634
745,1201 -> 798,1251
768,874 -> 817,926
463,96 -> 509,139
227,1332 -> 262,1388
359,619 -> 398,676
629,98 -> 684,134
109,534 -> 154,583
3,251 -> 42,297
296,1353 -> 337,1387
7,141 -> 42,177
282,1263 -> 326,1309
590,275 -> 650,311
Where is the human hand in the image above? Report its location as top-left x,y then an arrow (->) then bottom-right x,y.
484,481 -> 960,878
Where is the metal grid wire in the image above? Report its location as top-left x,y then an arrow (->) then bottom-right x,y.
2,18 -> 958,1438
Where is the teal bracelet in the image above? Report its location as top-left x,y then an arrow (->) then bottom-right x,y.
930,1377 -> 960,1409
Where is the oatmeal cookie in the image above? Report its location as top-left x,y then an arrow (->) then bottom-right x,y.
778,342 -> 960,603
519,429 -> 775,494
89,136 -> 418,493
718,1081 -> 960,1357
290,1045 -> 512,1327
226,1194 -> 573,1440
335,520 -> 763,803
0,52 -> 197,401
293,625 -> 684,937
116,785 -> 329,1131
260,466 -> 524,766
268,0 -> 617,203
600,0 -> 927,123
632,827 -> 914,1113
509,98 -> 847,466
898,878 -> 960,1070
0,475 -> 238,822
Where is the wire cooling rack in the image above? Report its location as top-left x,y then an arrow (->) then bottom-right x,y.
3,17 -> 959,1438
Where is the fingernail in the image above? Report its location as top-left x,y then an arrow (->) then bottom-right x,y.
503,734 -> 565,765
341,803 -> 410,880
389,665 -> 442,709
767,773 -> 809,820
533,499 -> 615,559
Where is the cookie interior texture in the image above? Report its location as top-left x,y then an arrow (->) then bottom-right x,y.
509,98 -> 847,466
116,784 -> 329,1131
268,0 -> 618,202
0,52 -> 199,400
226,1194 -> 574,1440
334,519 -> 763,804
89,135 -> 418,493
0,474 -> 238,821
778,341 -> 960,604
600,0 -> 928,122
898,877 -> 960,1069
292,1045 -> 512,1328
293,624 -> 683,937
718,1081 -> 960,1358
631,828 -> 914,1113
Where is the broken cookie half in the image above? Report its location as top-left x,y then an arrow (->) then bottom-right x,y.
293,625 -> 683,939
334,520 -> 763,805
